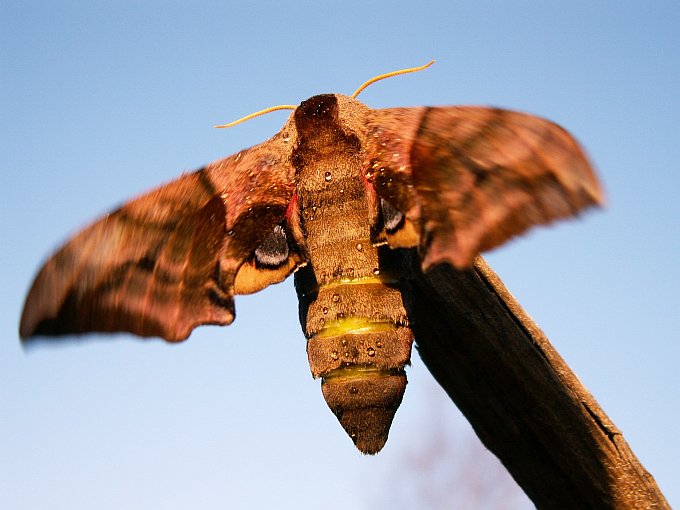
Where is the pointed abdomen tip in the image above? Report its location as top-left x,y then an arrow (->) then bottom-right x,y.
321,370 -> 406,454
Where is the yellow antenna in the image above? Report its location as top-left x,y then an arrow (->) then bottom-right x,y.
215,60 -> 435,128
214,104 -> 297,129
351,60 -> 435,98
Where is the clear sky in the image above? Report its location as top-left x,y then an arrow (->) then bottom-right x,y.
2,2 -> 678,509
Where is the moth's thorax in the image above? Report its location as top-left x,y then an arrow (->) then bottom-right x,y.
292,94 -> 376,283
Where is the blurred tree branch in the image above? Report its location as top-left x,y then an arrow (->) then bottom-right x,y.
383,385 -> 532,510
408,257 -> 669,509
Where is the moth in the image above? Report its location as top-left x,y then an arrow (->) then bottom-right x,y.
20,63 -> 603,454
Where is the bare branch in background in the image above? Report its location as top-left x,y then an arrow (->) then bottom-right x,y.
380,383 -> 532,510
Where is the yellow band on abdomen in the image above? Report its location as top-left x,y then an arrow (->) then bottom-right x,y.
314,316 -> 396,339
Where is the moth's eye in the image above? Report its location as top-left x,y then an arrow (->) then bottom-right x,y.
381,199 -> 404,232
254,224 -> 289,267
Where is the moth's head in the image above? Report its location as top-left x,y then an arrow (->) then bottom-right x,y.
294,94 -> 369,148
295,94 -> 339,124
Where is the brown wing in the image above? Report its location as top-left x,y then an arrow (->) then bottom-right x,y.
366,106 -> 604,269
20,136 -> 297,342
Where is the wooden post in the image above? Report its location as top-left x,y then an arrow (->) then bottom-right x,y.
408,257 -> 669,509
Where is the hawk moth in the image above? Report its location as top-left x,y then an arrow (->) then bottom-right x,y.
20,69 -> 603,454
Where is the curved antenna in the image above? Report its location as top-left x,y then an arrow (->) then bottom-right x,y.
214,104 -> 297,129
215,61 -> 435,128
351,60 -> 435,98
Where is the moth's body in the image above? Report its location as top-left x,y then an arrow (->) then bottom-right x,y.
291,95 -> 413,452
20,86 -> 603,454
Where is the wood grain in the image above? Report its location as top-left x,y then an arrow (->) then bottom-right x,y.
409,256 -> 670,509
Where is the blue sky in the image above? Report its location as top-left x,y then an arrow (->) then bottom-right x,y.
2,2 -> 678,508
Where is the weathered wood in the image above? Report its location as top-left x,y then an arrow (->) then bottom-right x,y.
409,257 -> 669,509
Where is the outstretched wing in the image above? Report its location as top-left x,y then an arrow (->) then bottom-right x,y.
20,136 -> 297,342
367,106 -> 604,269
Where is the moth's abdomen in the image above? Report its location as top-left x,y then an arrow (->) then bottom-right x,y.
295,262 -> 414,454
292,177 -> 415,454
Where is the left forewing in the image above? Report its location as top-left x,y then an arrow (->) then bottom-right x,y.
20,137 -> 296,343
